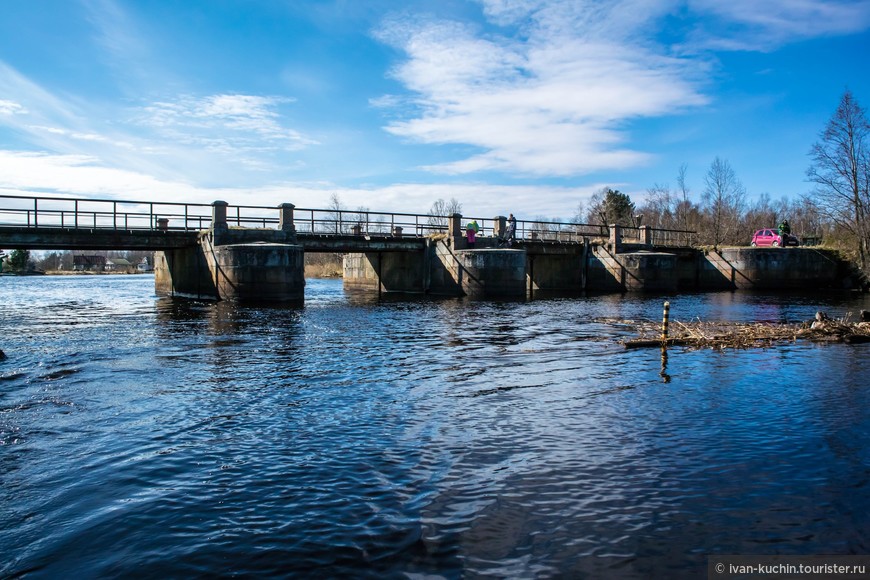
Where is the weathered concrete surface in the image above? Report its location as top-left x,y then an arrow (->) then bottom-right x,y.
704,247 -> 843,290
587,245 -> 630,293
527,253 -> 583,293
343,249 -> 428,293
344,243 -> 849,298
303,234 -> 426,253
155,245 -> 217,300
208,242 -> 304,302
451,249 -> 527,298
156,224 -> 853,303
344,240 -> 520,297
618,251 -> 679,292
156,236 -> 304,302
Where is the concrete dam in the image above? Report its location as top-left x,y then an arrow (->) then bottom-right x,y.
0,195 -> 853,303
152,208 -> 853,302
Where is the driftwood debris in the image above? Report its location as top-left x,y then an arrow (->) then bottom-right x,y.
622,311 -> 870,350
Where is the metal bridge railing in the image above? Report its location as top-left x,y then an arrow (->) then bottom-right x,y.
291,208 -> 445,238
0,194 -> 214,231
0,194 -> 696,247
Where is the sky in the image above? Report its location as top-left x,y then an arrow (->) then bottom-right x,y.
1,0 -> 869,221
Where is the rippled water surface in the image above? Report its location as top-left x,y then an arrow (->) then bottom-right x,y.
2,275 -> 869,578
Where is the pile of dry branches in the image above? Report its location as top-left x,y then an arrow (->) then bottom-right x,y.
620,312 -> 870,350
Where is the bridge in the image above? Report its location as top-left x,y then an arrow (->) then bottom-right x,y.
1,193 -> 848,302
0,193 -> 692,251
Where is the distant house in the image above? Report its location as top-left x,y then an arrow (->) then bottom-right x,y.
137,257 -> 154,272
106,258 -> 133,272
73,255 -> 107,271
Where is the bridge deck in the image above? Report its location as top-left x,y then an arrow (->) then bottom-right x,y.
0,226 -> 200,251
0,194 -> 697,253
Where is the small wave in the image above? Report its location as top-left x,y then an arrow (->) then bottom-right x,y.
39,368 -> 81,381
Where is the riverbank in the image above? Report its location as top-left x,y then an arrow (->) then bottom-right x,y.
41,270 -> 151,275
4,268 -> 345,278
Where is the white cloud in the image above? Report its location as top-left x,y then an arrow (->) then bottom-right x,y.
375,0 -> 870,177
687,0 -> 870,49
0,56 -> 317,182
139,93 -> 318,154
0,62 -> 83,128
376,1 -> 708,177
25,125 -> 136,148
0,150 -> 594,219
0,100 -> 27,115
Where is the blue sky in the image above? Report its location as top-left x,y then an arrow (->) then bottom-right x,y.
1,0 -> 869,220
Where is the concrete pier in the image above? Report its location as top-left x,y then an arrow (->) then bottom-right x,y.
209,243 -> 304,303
451,248 -> 526,298
344,240 -> 852,299
155,202 -> 305,302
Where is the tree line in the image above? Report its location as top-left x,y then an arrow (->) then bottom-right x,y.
565,90 -> 869,271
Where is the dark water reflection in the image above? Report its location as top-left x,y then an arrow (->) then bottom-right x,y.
1,275 -> 869,578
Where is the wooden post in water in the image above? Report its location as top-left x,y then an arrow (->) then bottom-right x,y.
661,301 -> 670,341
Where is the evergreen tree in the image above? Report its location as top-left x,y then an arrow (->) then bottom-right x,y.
588,188 -> 636,227
7,249 -> 30,272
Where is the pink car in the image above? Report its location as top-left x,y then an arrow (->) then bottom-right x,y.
751,228 -> 799,247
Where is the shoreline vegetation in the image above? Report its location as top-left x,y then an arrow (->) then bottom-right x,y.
4,268 -> 346,278
4,260 -> 346,279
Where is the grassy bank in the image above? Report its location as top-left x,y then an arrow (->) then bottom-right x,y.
304,262 -> 342,278
305,253 -> 343,278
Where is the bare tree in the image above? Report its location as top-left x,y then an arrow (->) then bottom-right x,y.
807,90 -> 870,269
352,205 -> 370,232
641,183 -> 675,229
427,198 -> 462,231
571,201 -> 585,224
702,157 -> 746,246
675,164 -> 697,244
326,193 -> 346,234
742,193 -> 778,234
531,216 -> 555,240
789,197 -> 824,242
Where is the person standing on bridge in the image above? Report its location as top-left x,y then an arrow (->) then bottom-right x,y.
466,220 -> 478,248
506,213 -> 517,244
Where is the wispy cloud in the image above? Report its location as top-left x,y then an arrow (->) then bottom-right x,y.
687,0 -> 870,49
133,93 -> 319,174
0,62 -> 84,129
374,0 -> 870,177
82,0 -> 154,85
0,150 -> 590,218
375,1 -> 708,177
139,94 -> 317,150
0,54 -> 317,180
0,100 -> 27,115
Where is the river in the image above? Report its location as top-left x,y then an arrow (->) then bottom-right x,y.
1,275 -> 869,578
